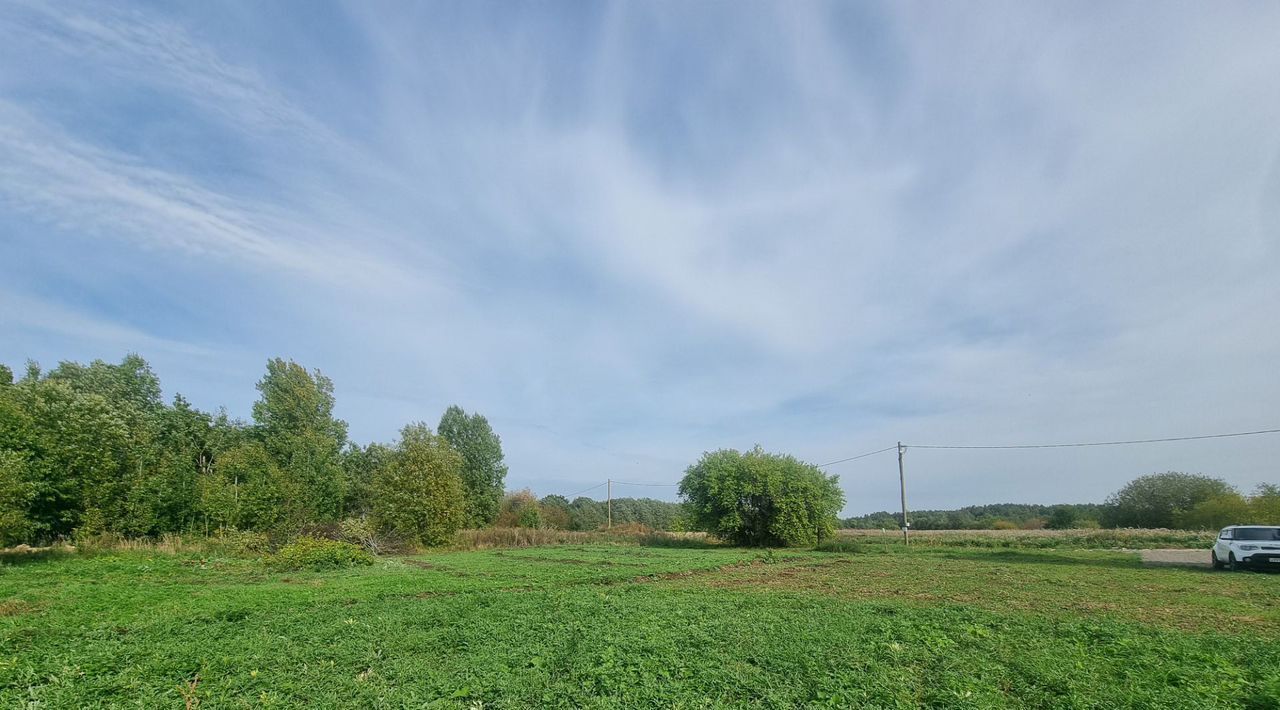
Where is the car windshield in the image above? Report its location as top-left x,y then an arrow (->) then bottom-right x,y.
1232,527 -> 1280,541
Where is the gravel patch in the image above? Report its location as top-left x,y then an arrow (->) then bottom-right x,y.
1139,549 -> 1210,567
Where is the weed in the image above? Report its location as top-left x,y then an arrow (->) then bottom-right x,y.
267,537 -> 375,571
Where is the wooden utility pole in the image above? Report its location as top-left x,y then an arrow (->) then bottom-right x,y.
607,478 -> 612,529
898,442 -> 909,544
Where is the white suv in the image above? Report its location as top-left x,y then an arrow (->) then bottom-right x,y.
1212,526 -> 1280,571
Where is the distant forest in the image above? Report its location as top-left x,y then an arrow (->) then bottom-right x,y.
844,503 -> 1109,530
538,495 -> 687,531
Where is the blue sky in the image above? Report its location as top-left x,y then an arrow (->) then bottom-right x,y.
2,1 -> 1278,514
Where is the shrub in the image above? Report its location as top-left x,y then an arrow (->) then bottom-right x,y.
991,519 -> 1019,530
268,536 -> 374,571
338,516 -> 388,553
209,527 -> 270,555
496,489 -> 543,528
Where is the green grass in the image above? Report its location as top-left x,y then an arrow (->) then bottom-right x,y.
1,544 -> 1277,708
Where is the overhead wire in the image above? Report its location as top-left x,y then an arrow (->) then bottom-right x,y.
907,427 -> 1280,450
557,426 -> 1280,500
561,481 -> 608,499
817,445 -> 898,468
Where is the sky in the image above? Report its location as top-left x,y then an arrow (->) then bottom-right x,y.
2,1 -> 1278,515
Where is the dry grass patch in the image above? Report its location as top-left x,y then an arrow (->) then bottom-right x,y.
0,599 -> 37,617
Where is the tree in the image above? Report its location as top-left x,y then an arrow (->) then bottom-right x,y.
539,494 -> 571,529
568,496 -> 607,530
496,489 -> 542,528
117,395 -> 213,537
14,378 -> 131,537
1102,472 -> 1236,529
199,441 -> 285,531
0,450 -> 35,545
253,359 -> 348,529
436,405 -> 507,527
340,442 -> 393,519
1046,506 -> 1079,530
679,446 -> 844,547
372,423 -> 465,546
1250,484 -> 1280,524
1175,492 -> 1252,530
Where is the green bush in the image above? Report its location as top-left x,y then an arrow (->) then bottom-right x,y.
268,536 -> 374,571
680,446 -> 844,547
339,516 -> 381,553
209,527 -> 271,555
1102,472 -> 1236,528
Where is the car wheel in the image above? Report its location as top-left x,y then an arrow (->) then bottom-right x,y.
1212,550 -> 1224,570
1228,552 -> 1240,572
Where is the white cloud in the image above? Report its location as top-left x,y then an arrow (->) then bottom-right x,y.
2,1 -> 1278,512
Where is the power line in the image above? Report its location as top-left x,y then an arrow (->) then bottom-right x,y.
908,427 -> 1280,450
817,445 -> 898,468
562,481 -> 608,499
558,426 -> 1280,500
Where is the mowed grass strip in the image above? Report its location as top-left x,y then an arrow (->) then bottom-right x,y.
682,547 -> 1280,636
0,545 -> 1276,708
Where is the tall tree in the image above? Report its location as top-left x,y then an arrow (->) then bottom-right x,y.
373,423 -> 465,546
252,359 -> 348,530
340,442 -> 393,518
0,450 -> 35,545
436,405 -> 507,527
12,377 -> 131,536
128,395 -> 213,535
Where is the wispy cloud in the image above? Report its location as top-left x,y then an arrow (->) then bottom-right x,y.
2,1 -> 1278,511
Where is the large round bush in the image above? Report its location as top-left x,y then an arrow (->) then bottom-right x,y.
679,447 -> 844,547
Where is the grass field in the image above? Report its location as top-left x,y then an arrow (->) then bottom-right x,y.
2,543 -> 1278,708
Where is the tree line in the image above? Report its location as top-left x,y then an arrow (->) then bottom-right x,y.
0,355 -> 508,547
843,472 -> 1279,531
3,353 -> 1270,549
843,503 -> 1109,531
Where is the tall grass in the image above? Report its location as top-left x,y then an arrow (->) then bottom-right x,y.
66,529 -> 271,557
450,526 -> 714,550
833,528 -> 1216,550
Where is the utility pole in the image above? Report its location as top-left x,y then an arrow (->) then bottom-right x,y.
898,442 -> 909,544
607,478 -> 612,529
